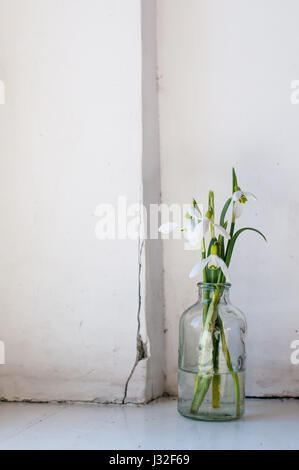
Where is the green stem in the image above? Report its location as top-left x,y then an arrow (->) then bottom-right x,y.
230,216 -> 235,239
201,238 -> 209,324
225,207 -> 235,263
190,376 -> 212,414
216,270 -> 240,416
212,276 -> 222,408
212,274 -> 222,408
190,289 -> 221,414
218,316 -> 240,417
212,319 -> 220,408
212,374 -> 221,408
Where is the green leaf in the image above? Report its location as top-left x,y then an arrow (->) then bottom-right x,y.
206,268 -> 213,283
217,225 -> 227,259
220,198 -> 232,227
225,227 -> 267,267
232,168 -> 239,193
207,267 -> 220,283
208,191 -> 215,217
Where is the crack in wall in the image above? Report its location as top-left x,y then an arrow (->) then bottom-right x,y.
122,236 -> 147,404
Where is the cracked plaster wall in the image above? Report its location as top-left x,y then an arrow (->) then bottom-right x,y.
0,0 -> 163,403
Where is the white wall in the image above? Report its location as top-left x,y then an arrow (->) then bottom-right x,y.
1,0 -> 296,403
0,0 -> 163,403
158,0 -> 299,396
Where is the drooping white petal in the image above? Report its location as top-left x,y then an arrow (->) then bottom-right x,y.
184,221 -> 202,251
185,221 -> 202,246
184,221 -> 195,243
188,206 -> 196,218
189,258 -> 209,278
184,218 -> 192,232
188,206 -> 202,222
159,222 -> 178,234
213,223 -> 231,240
217,258 -> 231,282
233,201 -> 243,218
232,190 -> 242,202
202,217 -> 210,234
244,191 -> 257,202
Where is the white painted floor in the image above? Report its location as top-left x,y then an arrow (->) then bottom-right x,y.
0,398 -> 297,450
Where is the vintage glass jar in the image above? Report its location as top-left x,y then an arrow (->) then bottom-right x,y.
178,283 -> 247,421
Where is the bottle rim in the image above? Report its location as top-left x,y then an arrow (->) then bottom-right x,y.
197,282 -> 231,289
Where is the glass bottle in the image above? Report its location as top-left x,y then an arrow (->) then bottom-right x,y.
178,283 -> 246,421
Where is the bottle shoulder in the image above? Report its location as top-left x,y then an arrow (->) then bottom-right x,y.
180,299 -> 247,330
180,300 -> 201,319
223,302 -> 247,330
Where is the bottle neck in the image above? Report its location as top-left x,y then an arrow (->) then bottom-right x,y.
197,283 -> 231,303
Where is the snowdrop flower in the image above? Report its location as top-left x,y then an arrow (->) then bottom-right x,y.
159,199 -> 230,249
159,219 -> 202,248
188,206 -> 230,241
184,218 -> 202,247
189,245 -> 230,281
232,190 -> 257,218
